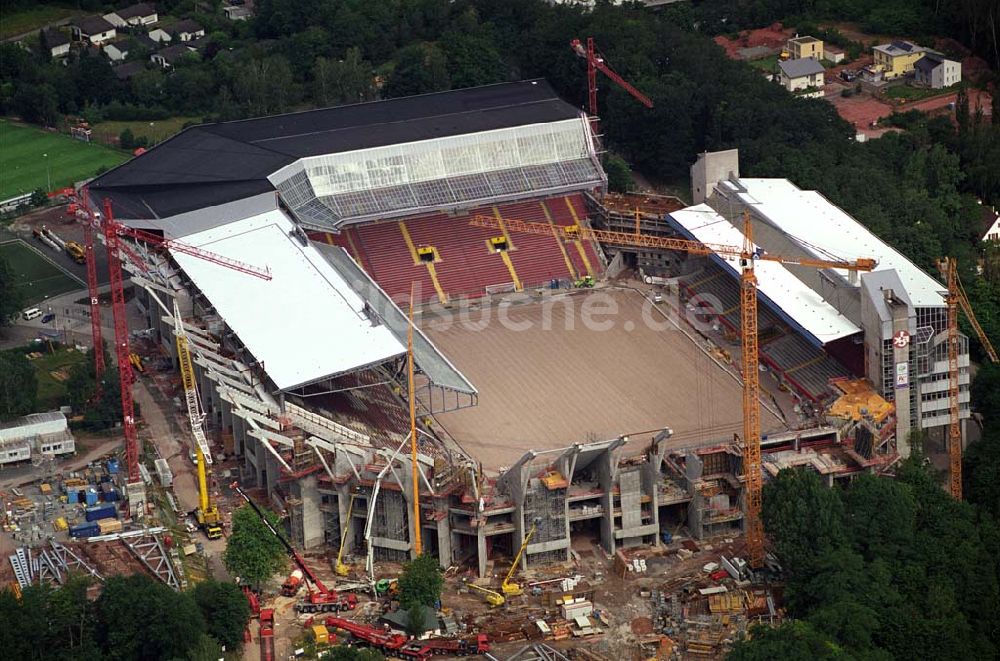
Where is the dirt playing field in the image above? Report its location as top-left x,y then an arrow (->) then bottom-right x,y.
422,288 -> 784,470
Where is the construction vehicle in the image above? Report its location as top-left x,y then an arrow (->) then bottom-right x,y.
470,212 -> 875,568
501,520 -> 538,596
938,257 -> 999,500
282,569 -> 305,596
466,580 -> 505,607
259,608 -> 275,661
375,578 -> 399,597
334,492 -> 356,576
193,444 -> 222,539
64,241 -> 86,264
231,482 -> 358,613
574,275 -> 595,288
324,616 -> 490,659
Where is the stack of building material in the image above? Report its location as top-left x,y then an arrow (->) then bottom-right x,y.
154,458 -> 173,487
560,598 -> 593,621
97,518 -> 123,535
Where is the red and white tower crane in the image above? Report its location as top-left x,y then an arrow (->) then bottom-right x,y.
78,192 -> 270,512
571,37 -> 654,137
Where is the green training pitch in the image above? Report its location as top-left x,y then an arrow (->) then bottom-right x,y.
0,240 -> 83,305
0,119 -> 127,201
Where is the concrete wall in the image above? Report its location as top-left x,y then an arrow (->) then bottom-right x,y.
691,150 -> 739,205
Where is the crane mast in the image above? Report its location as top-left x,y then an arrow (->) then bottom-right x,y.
472,212 -> 875,567
571,37 -> 653,137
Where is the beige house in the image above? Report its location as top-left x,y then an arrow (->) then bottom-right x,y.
778,58 -> 825,97
787,36 -> 823,60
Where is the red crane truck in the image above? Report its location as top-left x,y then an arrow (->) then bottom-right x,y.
324,616 -> 490,658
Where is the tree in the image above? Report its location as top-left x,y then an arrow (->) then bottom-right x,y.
14,83 -> 59,126
95,574 -> 206,661
603,153 -> 634,193
0,351 -> 38,420
224,504 -> 289,588
384,43 -> 450,98
186,633 -> 223,661
397,554 -> 443,612
193,580 -> 251,651
440,29 -> 507,89
728,621 -> 850,661
313,48 -> 375,107
0,257 -> 24,326
119,128 -> 136,150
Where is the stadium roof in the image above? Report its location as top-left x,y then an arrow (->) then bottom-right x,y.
722,178 -> 945,307
668,204 -> 861,345
170,209 -> 406,391
88,80 -> 588,221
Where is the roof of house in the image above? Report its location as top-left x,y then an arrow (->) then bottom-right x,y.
874,40 -> 926,57
133,34 -> 158,50
172,18 -> 203,34
668,204 -> 861,344
42,28 -> 70,47
112,2 -> 156,19
88,79 -> 582,219
778,58 -> 825,78
980,205 -> 1000,236
154,43 -> 195,62
719,177 -> 945,307
789,36 -> 820,45
107,38 -> 130,51
113,60 -> 146,79
73,15 -> 116,35
0,412 -> 67,442
169,208 -> 407,391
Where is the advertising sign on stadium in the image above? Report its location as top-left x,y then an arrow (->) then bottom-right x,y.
892,330 -> 910,349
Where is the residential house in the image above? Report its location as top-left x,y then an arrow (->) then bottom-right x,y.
823,45 -> 845,64
0,412 -> 75,465
872,40 -> 927,79
103,3 -> 158,28
104,39 -> 131,62
778,58 -> 825,97
70,16 -> 117,46
223,1 -> 253,21
148,27 -> 172,44
172,19 -> 205,42
40,28 -> 70,59
914,52 -> 962,89
982,206 -> 1000,243
787,35 -> 823,60
151,43 -> 197,68
114,60 -> 147,81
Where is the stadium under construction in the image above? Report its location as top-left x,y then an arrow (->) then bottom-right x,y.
84,81 -> 969,576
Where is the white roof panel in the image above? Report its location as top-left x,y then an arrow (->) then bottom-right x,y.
670,205 -> 861,344
171,210 -> 405,390
737,178 -> 944,307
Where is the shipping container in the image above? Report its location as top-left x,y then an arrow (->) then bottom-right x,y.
97,518 -> 122,535
107,458 -> 120,474
85,504 -> 117,522
69,522 -> 99,538
84,489 -> 99,506
67,489 -> 79,504
103,488 -> 120,502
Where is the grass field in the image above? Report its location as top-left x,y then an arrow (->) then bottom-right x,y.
0,240 -> 82,304
0,120 -> 127,201
0,5 -> 81,40
91,116 -> 201,147
28,346 -> 87,410
884,83 -> 958,103
747,55 -> 780,74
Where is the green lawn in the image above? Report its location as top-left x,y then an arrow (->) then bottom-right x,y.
748,55 -> 780,74
91,116 -> 201,147
884,83 -> 958,103
0,240 -> 83,304
0,119 -> 127,200
28,345 -> 87,410
0,5 -> 81,40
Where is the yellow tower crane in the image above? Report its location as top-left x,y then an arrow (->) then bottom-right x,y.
937,258 -> 998,500
470,212 -> 876,568
174,301 -> 222,540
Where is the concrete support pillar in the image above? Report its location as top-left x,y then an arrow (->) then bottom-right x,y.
436,518 -> 452,568
476,531 -> 487,578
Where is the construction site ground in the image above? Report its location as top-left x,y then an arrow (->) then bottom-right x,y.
421,286 -> 784,471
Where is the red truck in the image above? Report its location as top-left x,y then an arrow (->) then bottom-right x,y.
324,617 -> 490,659
259,609 -> 275,661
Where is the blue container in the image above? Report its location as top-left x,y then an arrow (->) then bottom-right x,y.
69,522 -> 99,538
85,504 -> 117,522
107,458 -> 120,474
104,488 -> 120,502
85,488 -> 98,506
66,489 -> 79,504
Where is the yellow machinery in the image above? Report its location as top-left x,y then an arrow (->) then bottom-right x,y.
502,520 -> 538,596
335,493 -> 356,576
471,212 -> 875,568
174,301 -> 222,540
938,258 -> 998,500
466,581 -> 504,607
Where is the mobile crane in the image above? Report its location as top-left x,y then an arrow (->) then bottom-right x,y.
471,212 -> 876,568
501,519 -> 538,597
938,257 -> 999,500
231,482 -> 359,613
334,492 -> 356,577
323,616 -> 490,659
466,581 -> 505,607
174,301 -> 221,539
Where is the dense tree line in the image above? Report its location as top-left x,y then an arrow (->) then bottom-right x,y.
0,574 -> 249,661
729,463 -> 1000,659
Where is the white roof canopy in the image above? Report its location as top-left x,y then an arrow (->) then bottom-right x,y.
670,205 -> 861,344
171,209 -> 405,391
726,178 -> 944,307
